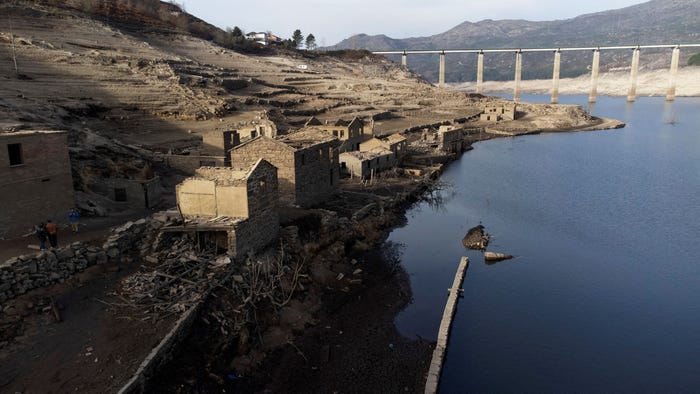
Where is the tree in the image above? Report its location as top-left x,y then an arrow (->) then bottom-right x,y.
292,29 -> 304,49
305,34 -> 316,51
231,26 -> 243,37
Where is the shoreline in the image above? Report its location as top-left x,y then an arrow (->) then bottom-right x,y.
448,68 -> 700,97
142,107 -> 622,392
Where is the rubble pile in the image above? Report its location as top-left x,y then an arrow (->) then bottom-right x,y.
113,234 -> 232,319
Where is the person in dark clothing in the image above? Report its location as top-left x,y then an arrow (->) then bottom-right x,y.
68,208 -> 80,233
35,223 -> 47,250
45,219 -> 58,248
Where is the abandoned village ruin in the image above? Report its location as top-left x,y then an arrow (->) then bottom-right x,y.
0,1 -> 625,392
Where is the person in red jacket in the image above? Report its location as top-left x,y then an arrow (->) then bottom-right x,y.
45,219 -> 58,248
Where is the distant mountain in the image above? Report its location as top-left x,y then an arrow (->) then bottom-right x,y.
327,0 -> 700,82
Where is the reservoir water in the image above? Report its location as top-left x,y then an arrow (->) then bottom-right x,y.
388,95 -> 700,392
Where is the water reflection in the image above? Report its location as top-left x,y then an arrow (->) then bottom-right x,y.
412,179 -> 456,214
663,101 -> 678,125
389,95 -> 700,392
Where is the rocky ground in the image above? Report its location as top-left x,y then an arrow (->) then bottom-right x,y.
0,2 -> 626,393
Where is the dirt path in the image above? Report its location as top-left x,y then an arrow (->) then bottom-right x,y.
0,210 -> 153,263
0,261 -> 176,393
0,208 -> 179,394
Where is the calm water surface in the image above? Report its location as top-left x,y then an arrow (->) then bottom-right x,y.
388,95 -> 700,392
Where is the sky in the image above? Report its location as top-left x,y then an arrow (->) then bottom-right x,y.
181,0 -> 649,47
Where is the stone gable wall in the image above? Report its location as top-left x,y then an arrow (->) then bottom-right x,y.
230,138 -> 296,204
231,159 -> 279,257
294,140 -> 339,208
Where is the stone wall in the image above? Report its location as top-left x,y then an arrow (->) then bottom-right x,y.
229,137 -> 296,205
0,130 -> 74,238
438,128 -> 463,153
294,140 -> 339,208
230,137 -> 339,208
0,218 -> 155,307
164,155 -> 226,175
234,159 -> 279,257
340,149 -> 396,179
88,177 -> 162,209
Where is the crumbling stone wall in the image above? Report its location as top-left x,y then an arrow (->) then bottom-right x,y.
437,127 -> 463,153
340,149 -> 396,179
294,140 -> 339,208
89,177 -> 162,209
0,218 -> 155,307
232,160 -> 279,257
164,155 -> 226,175
229,137 -> 296,205
229,137 -> 340,208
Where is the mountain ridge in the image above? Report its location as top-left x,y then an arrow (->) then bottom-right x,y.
328,0 -> 700,82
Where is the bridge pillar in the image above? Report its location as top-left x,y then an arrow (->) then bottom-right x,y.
439,51 -> 446,88
666,46 -> 680,101
476,51 -> 484,94
551,50 -> 561,104
588,49 -> 600,103
627,47 -> 640,102
514,50 -> 522,102
402,52 -> 407,67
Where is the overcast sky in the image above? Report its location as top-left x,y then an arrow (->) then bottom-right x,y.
182,0 -> 648,46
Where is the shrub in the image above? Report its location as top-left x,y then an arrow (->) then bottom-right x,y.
688,52 -> 700,66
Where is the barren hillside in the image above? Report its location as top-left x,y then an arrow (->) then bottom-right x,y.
0,1 -> 498,198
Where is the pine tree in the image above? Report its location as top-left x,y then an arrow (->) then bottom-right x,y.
292,29 -> 304,49
305,34 -> 316,51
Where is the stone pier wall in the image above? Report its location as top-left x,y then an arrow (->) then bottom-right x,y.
0,218 -> 155,307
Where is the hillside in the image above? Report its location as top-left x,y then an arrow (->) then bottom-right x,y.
0,0 -> 493,202
329,0 -> 700,82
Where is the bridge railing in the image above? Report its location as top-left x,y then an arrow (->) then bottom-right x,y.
372,44 -> 700,102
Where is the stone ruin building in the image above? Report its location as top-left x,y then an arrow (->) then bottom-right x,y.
169,159 -> 279,257
228,129 -> 340,208
0,130 -> 74,238
480,103 -> 517,122
306,116 -> 370,153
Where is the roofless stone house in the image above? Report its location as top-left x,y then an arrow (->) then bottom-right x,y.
170,159 -> 279,257
228,129 -> 340,208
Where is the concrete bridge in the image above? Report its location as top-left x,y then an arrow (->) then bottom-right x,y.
373,44 -> 700,103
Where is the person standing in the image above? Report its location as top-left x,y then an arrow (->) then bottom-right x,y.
68,208 -> 80,233
35,222 -> 47,250
45,219 -> 58,248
